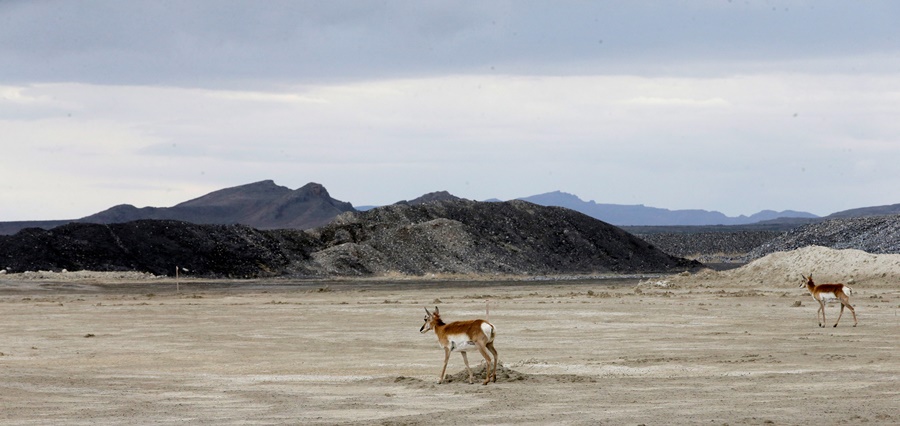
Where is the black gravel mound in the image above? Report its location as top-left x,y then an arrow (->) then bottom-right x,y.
0,200 -> 699,278
631,215 -> 900,263
0,220 -> 320,277
635,231 -> 784,263
312,200 -> 699,276
745,214 -> 900,260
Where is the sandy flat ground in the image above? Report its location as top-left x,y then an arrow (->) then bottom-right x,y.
1,275 -> 898,425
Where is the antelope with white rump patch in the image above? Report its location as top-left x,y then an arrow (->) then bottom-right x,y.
419,306 -> 498,385
801,274 -> 857,328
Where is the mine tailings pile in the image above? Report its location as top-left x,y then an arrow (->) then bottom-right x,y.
0,200 -> 699,278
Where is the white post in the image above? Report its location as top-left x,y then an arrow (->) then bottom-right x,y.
176,266 -> 180,293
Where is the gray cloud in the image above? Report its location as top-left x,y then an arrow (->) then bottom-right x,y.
4,1 -> 899,87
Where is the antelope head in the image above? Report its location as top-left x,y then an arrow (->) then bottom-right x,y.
801,274 -> 813,288
419,306 -> 439,333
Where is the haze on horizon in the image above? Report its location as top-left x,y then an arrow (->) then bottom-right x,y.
2,1 -> 900,221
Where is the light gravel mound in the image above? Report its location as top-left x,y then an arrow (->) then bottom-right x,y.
677,246 -> 900,289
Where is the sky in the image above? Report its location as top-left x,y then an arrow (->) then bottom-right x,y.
2,1 -> 900,221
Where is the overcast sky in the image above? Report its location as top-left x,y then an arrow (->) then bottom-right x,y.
2,1 -> 899,221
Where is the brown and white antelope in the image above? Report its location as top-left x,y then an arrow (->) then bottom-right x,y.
419,306 -> 498,385
801,274 -> 857,328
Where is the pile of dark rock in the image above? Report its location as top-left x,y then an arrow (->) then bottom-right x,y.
633,214 -> 900,264
745,214 -> 900,260
8,197 -> 894,279
0,200 -> 698,278
311,200 -> 698,276
0,220 -> 320,278
635,230 -> 783,263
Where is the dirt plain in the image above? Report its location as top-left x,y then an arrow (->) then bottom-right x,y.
1,269 -> 898,425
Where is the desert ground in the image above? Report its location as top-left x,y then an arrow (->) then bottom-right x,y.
2,252 -> 898,425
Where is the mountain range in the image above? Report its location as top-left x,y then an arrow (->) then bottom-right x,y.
1,181 -> 897,235
516,191 -> 818,226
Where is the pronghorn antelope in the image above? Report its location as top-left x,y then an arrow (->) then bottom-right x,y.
419,306 -> 498,385
801,274 -> 857,328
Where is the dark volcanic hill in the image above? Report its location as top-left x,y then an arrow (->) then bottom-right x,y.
0,200 -> 698,278
81,181 -> 354,230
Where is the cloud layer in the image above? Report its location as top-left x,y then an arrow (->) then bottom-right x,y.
2,1 -> 900,220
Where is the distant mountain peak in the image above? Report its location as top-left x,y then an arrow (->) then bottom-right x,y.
526,190 -> 597,205
176,180 -> 291,208
541,190 -> 579,198
74,180 -> 354,230
296,182 -> 329,197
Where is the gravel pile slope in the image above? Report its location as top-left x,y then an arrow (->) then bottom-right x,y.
0,200 -> 698,278
634,214 -> 900,263
636,231 -> 782,263
309,200 -> 699,276
0,220 -> 320,278
745,214 -> 900,260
